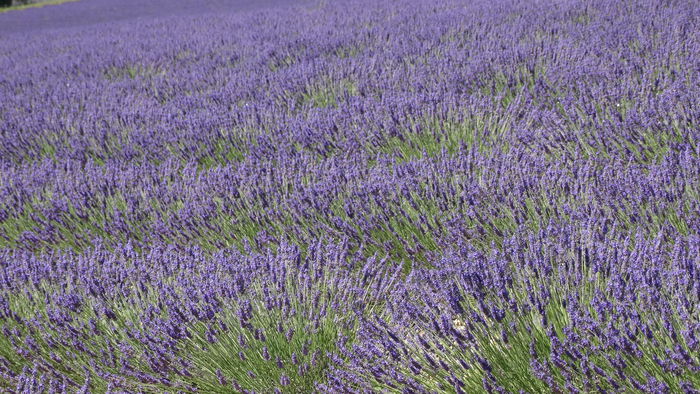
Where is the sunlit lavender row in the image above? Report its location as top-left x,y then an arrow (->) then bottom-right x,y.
1,0 -> 699,392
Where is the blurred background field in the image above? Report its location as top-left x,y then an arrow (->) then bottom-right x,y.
0,0 -> 307,31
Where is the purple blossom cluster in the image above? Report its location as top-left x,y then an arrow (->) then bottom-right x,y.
1,240 -> 400,392
0,0 -> 699,391
327,231 -> 700,392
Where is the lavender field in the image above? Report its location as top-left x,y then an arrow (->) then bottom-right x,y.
0,0 -> 699,392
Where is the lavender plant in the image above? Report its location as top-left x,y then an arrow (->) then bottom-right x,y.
0,240 -> 400,391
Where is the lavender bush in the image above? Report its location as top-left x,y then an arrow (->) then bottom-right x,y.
0,0 -> 698,392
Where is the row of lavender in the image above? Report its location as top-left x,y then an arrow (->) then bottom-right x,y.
2,229 -> 699,392
1,0 -> 699,392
